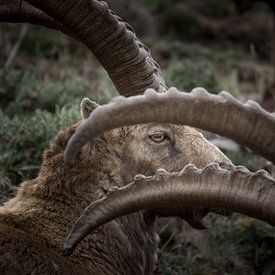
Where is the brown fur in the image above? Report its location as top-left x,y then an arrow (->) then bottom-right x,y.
0,102 -> 228,274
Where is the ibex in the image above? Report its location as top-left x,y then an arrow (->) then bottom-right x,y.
0,1 -> 275,275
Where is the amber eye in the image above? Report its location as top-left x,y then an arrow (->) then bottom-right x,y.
149,131 -> 167,143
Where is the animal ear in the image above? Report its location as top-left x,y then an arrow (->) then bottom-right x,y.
80,98 -> 100,119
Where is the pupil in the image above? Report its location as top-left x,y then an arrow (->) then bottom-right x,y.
149,131 -> 167,143
151,132 -> 165,142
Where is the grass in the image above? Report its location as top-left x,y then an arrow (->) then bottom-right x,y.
0,69 -> 99,115
164,58 -> 218,92
158,216 -> 275,274
0,105 -> 80,184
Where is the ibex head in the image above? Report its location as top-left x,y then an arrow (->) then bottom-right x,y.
79,96 -> 228,180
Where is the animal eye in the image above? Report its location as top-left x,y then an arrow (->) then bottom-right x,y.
149,131 -> 167,143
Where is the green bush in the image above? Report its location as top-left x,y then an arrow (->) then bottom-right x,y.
0,70 -> 93,115
164,59 -> 218,92
0,106 -> 80,185
1,24 -> 69,58
202,0 -> 234,17
143,0 -> 172,12
163,6 -> 201,38
159,217 -> 275,274
0,68 -> 114,116
225,151 -> 262,172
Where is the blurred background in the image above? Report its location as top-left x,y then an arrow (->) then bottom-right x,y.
0,0 -> 275,274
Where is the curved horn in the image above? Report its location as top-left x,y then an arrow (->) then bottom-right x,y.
0,0 -> 77,38
63,163 -> 275,255
0,0 -> 165,95
22,0 -> 166,96
64,88 -> 275,164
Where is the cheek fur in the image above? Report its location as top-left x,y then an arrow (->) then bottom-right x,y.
168,146 -> 181,161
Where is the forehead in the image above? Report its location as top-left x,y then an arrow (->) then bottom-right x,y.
141,123 -> 174,132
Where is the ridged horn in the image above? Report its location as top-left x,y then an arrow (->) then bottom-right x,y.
23,0 -> 166,96
0,0 -> 165,95
0,0 -> 74,37
64,87 -> 275,164
63,163 -> 275,255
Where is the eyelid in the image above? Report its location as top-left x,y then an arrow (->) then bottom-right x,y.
151,131 -> 165,136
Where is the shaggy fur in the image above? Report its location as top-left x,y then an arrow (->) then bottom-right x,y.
0,101 -> 228,274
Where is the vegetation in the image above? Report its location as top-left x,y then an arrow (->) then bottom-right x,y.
0,105 -> 79,183
158,216 -> 275,274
